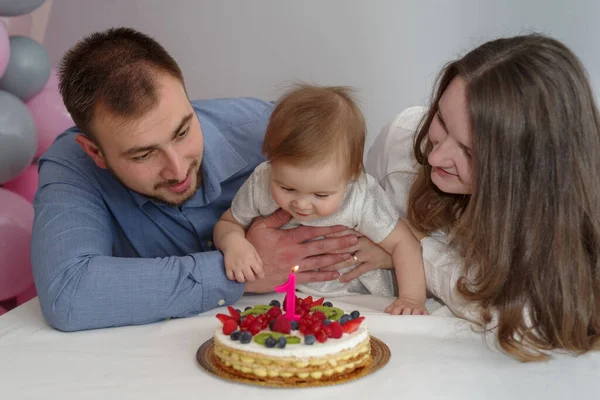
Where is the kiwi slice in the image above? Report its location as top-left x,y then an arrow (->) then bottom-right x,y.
310,305 -> 344,321
240,305 -> 272,316
253,332 -> 301,345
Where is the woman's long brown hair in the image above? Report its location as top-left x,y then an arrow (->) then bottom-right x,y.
408,34 -> 600,361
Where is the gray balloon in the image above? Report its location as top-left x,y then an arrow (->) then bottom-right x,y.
0,0 -> 45,16
0,90 -> 37,184
0,36 -> 50,101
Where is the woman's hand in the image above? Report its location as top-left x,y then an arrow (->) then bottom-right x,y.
322,231 -> 393,283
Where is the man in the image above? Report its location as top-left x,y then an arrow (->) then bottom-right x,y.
31,27 -> 356,331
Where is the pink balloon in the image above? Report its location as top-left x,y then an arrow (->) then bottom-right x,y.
0,188 -> 34,301
44,68 -> 59,91
3,163 -> 38,203
0,22 -> 9,79
16,283 -> 37,305
26,87 -> 74,158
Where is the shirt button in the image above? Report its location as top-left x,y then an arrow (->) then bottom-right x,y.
217,299 -> 225,306
207,240 -> 214,248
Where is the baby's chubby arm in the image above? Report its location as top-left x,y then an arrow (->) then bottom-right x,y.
214,208 -> 264,282
378,218 -> 428,314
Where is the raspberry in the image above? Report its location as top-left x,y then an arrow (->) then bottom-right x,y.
315,330 -> 328,343
312,311 -> 327,321
249,321 -> 262,335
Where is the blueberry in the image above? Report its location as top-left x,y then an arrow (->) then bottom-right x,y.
269,300 -> 281,308
323,301 -> 333,307
244,306 -> 252,311
276,336 -> 287,348
340,314 -> 351,325
230,330 -> 241,341
350,310 -> 360,320
322,319 -> 332,325
290,320 -> 299,330
240,331 -> 252,344
304,334 -> 316,345
264,336 -> 277,348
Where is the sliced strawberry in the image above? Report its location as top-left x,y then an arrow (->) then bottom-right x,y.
272,315 -> 291,334
227,306 -> 241,322
216,313 -> 233,325
302,296 -> 314,305
342,316 -> 364,334
311,297 -> 325,306
222,319 -> 238,335
329,321 -> 343,338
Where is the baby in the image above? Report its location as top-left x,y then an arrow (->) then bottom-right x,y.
214,85 -> 427,315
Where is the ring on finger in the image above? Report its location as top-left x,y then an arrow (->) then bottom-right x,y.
352,254 -> 359,263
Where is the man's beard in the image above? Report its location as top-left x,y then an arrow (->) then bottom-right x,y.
106,160 -> 203,207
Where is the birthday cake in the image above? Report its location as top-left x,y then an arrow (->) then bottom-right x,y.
212,295 -> 371,383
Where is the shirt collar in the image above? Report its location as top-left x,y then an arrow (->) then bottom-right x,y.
129,114 -> 247,208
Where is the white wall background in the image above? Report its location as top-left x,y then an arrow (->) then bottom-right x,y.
43,0 -> 599,148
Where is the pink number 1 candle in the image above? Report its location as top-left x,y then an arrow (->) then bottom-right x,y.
274,265 -> 301,321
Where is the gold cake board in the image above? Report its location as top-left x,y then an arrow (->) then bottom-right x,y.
196,336 -> 390,388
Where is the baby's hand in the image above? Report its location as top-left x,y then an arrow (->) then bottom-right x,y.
385,297 -> 429,316
224,239 -> 264,283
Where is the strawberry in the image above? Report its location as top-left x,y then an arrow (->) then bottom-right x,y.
227,306 -> 241,322
341,316 -> 364,334
303,296 -> 314,305
216,313 -> 233,325
272,315 -> 291,334
329,321 -> 343,338
222,319 -> 238,335
311,297 -> 325,306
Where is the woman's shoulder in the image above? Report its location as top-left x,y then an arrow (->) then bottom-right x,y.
366,106 -> 426,177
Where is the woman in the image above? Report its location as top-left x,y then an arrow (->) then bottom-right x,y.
334,33 -> 600,361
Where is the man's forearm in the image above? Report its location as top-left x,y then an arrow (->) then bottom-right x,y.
32,251 -> 244,331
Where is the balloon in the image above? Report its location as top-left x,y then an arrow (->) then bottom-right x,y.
43,67 -> 59,91
16,283 -> 37,305
0,35 -> 50,101
3,163 -> 38,203
0,90 -> 37,184
0,188 -> 34,301
27,87 -> 74,158
0,0 -> 45,17
0,21 -> 9,78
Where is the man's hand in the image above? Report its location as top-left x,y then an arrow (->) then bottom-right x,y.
244,209 -> 358,293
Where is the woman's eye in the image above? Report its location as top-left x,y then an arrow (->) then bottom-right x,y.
281,186 -> 294,192
315,194 -> 329,199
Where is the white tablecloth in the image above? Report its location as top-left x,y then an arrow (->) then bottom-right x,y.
0,294 -> 598,399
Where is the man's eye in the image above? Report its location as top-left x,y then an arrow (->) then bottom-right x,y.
177,128 -> 189,138
133,152 -> 151,161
